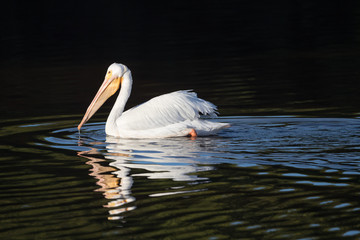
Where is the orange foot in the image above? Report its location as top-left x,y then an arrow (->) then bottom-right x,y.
188,128 -> 197,138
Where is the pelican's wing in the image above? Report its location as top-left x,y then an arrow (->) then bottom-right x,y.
117,90 -> 218,130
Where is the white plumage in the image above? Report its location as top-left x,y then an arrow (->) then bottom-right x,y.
78,63 -> 230,138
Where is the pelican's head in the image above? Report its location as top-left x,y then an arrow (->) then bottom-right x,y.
106,63 -> 128,80
77,63 -> 129,131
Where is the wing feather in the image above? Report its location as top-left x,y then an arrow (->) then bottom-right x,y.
117,90 -> 218,130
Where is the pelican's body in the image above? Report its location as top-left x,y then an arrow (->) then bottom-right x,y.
78,63 -> 230,138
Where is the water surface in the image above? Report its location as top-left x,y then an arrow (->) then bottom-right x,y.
2,2 -> 360,239
1,116 -> 360,239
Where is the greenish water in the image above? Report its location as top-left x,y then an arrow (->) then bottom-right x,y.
1,116 -> 360,239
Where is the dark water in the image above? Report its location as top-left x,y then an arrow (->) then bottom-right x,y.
2,1 -> 360,239
2,1 -> 360,118
1,116 -> 360,239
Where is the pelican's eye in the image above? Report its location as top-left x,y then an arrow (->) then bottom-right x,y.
105,70 -> 113,80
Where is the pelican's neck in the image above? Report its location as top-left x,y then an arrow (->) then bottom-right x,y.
105,70 -> 133,136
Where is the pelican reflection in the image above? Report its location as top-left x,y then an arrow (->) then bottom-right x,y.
78,136 -> 213,220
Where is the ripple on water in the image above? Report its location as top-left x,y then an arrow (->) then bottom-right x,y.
0,116 -> 360,239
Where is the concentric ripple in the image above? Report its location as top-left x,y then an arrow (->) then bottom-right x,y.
1,116 -> 360,239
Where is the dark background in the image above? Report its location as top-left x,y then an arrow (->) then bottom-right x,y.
1,1 -> 360,119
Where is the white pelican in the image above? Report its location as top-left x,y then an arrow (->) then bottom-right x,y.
78,63 -> 230,138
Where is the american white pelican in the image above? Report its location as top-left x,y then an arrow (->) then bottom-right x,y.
78,63 -> 230,138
